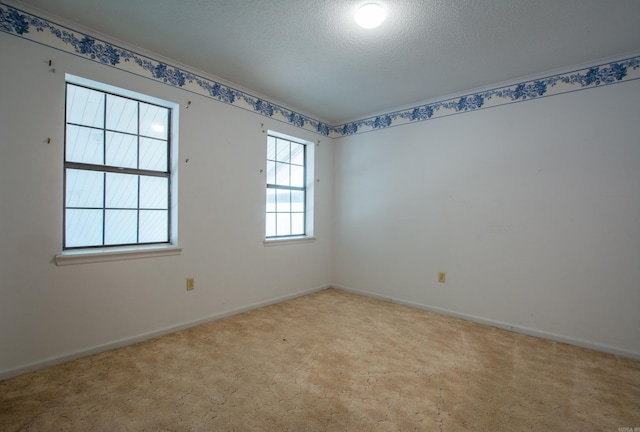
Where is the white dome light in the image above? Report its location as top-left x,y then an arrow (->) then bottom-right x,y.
355,3 -> 386,29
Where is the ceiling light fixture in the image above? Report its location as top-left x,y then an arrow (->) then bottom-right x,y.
355,3 -> 386,29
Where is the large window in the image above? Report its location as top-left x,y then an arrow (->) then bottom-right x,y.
265,133 -> 309,238
64,79 -> 174,250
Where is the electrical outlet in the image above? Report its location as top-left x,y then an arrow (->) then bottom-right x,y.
186,277 -> 195,291
438,272 -> 446,283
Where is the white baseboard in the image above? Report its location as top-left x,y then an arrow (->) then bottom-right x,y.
0,284 -> 330,381
332,284 -> 640,361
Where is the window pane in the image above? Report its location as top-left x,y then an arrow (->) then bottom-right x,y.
291,213 -> 304,235
265,134 -> 308,239
139,138 -> 167,171
139,103 -> 168,139
267,136 -> 276,161
291,165 -> 304,187
105,209 -> 137,245
266,161 -> 276,185
139,210 -> 168,243
105,173 -> 138,208
66,169 -> 104,208
291,143 -> 304,166
106,132 -> 137,168
66,125 -> 104,165
64,80 -> 173,250
106,94 -> 138,134
275,162 -> 290,186
65,209 -> 103,247
266,188 -> 276,212
276,213 -> 291,236
276,189 -> 291,212
66,85 -> 104,128
291,190 -> 305,212
140,176 -> 168,209
265,213 -> 276,237
276,138 -> 290,162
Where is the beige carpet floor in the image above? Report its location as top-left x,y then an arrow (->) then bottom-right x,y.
1,288 -> 639,431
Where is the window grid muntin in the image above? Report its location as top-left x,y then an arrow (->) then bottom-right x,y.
63,82 -> 171,250
266,135 -> 306,238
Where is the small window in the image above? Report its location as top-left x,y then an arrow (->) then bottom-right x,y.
63,78 -> 176,250
265,133 -> 312,239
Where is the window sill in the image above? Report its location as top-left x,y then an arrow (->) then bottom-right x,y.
263,236 -> 316,247
55,244 -> 182,266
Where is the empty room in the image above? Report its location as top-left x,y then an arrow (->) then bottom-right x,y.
1,0 -> 639,430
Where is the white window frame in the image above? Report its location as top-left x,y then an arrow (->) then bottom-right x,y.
55,75 -> 181,265
264,130 -> 315,246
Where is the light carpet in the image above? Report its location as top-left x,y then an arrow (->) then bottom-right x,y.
1,288 -> 639,431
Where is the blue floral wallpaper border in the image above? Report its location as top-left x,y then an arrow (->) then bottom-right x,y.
337,56 -> 640,136
0,3 -> 332,136
1,2 -> 639,139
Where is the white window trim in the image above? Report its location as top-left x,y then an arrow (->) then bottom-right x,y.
55,244 -> 182,266
263,236 -> 316,247
57,74 -> 180,264
264,130 -> 315,243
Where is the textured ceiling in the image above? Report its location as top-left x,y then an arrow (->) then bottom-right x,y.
13,0 -> 640,124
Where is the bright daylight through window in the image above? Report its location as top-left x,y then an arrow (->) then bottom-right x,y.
265,133 -> 308,238
64,80 -> 173,249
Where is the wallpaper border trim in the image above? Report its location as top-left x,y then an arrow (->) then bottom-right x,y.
336,55 -> 640,136
0,3 -> 332,136
1,3 -> 639,138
